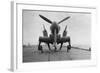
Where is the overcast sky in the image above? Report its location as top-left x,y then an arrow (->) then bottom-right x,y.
22,10 -> 91,47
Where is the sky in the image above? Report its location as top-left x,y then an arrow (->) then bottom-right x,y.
22,10 -> 91,47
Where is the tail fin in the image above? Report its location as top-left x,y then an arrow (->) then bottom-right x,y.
43,24 -> 46,30
42,24 -> 48,37
63,25 -> 67,37
64,25 -> 67,31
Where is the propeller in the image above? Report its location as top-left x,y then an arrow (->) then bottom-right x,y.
58,16 -> 70,24
39,14 -> 52,24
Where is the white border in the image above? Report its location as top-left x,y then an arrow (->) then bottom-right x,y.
11,1 -> 97,72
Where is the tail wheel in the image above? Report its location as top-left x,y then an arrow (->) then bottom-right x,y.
54,46 -> 57,51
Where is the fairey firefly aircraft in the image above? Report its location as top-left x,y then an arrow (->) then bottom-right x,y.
38,14 -> 71,52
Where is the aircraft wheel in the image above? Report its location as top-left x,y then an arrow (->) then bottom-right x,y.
38,45 -> 43,53
67,45 -> 71,52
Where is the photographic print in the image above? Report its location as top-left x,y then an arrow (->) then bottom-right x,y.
22,10 -> 91,63
11,2 -> 97,71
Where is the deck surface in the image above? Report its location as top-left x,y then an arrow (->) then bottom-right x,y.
23,45 -> 91,63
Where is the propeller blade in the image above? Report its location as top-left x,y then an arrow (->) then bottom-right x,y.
39,14 -> 52,24
58,16 -> 70,24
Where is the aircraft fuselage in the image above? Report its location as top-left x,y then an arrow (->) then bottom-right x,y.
50,21 -> 60,35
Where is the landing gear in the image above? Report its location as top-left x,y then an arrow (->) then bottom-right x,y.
59,43 -> 63,51
67,45 -> 71,52
67,37 -> 71,52
38,41 -> 43,53
47,43 -> 51,51
38,45 -> 43,53
59,36 -> 71,52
